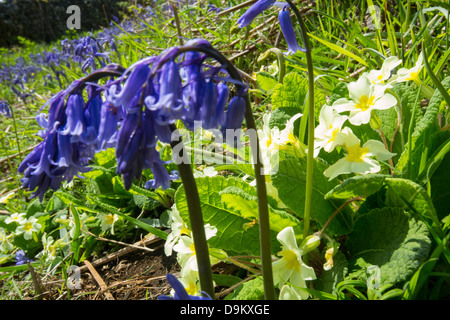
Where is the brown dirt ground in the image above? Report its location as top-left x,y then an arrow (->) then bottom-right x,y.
18,237 -> 241,300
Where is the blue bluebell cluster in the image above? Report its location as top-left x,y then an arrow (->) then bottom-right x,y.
237,0 -> 305,55
158,273 -> 212,300
18,39 -> 247,201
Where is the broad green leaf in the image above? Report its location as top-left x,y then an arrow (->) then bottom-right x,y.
175,176 -> 280,256
347,207 -> 431,286
224,277 -> 265,300
256,71 -> 278,94
384,177 -> 439,227
219,186 -> 303,236
268,107 -> 301,132
271,158 -> 353,236
325,174 -> 388,200
271,72 -> 308,110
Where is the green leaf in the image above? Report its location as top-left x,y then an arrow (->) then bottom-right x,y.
268,107 -> 301,133
347,207 -> 431,286
325,174 -> 388,200
219,186 -> 303,236
429,150 -> 450,220
271,158 -> 353,236
256,71 -> 278,94
271,72 -> 308,110
175,176 -> 280,256
308,33 -> 369,66
396,76 -> 450,178
224,277 -> 265,300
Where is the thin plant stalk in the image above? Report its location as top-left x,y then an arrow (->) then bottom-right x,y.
285,0 -> 315,239
169,123 -> 215,299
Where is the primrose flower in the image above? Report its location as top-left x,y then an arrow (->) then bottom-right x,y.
323,241 -> 339,271
15,217 -> 42,240
365,56 -> 402,85
5,212 -> 26,225
0,228 -> 14,253
392,53 -> 424,85
314,105 -> 348,156
276,113 -> 305,157
272,227 -> 317,300
164,206 -> 191,256
37,234 -> 59,262
98,213 -> 119,234
323,127 -> 396,180
173,224 -> 219,272
158,273 -> 212,300
332,75 -> 397,126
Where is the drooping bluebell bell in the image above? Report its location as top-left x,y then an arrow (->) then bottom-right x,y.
278,4 -> 306,55
237,0 -> 276,28
158,273 -> 212,300
237,1 -> 305,55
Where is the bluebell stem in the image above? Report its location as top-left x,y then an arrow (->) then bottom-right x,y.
158,274 -> 212,300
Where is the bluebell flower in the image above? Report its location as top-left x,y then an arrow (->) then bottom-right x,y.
0,100 -> 11,117
237,1 -> 305,55
237,0 -> 276,28
15,250 -> 33,266
109,63 -> 150,110
158,273 -> 212,300
278,5 -> 306,55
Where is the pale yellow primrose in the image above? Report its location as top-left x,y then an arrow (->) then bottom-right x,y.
323,127 -> 396,180
332,75 -> 397,126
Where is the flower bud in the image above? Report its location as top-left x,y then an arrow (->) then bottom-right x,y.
300,234 -> 320,254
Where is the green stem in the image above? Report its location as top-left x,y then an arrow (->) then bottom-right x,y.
243,94 -> 275,300
169,124 -> 215,299
286,0 -> 315,240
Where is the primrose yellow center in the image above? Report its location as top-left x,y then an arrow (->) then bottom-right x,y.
180,225 -> 191,236
266,136 -> 272,148
287,133 -> 296,143
186,281 -> 198,296
407,72 -> 419,82
328,128 -> 340,143
280,249 -> 301,272
189,243 -> 196,254
23,222 -> 33,232
355,95 -> 375,111
346,143 -> 369,163
105,214 -> 115,225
